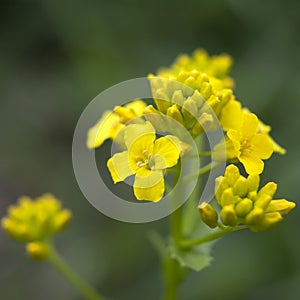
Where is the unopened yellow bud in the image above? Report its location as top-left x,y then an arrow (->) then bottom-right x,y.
266,199 -> 296,216
245,207 -> 264,225
250,212 -> 283,232
220,205 -> 238,226
171,90 -> 185,107
246,174 -> 260,192
182,98 -> 198,128
191,90 -> 205,107
232,177 -> 248,198
258,182 -> 277,198
182,98 -> 198,117
26,242 -> 49,260
154,89 -> 171,113
200,82 -> 212,99
224,164 -> 240,185
198,202 -> 218,228
235,198 -> 253,217
144,105 -> 167,131
220,188 -> 235,207
53,210 -> 72,232
167,105 -> 184,124
191,113 -> 214,135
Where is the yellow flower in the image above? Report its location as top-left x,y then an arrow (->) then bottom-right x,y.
214,112 -> 274,174
1,194 -> 71,243
156,48 -> 234,89
107,121 -> 181,202
214,164 -> 296,231
219,101 -> 286,155
87,100 -> 146,149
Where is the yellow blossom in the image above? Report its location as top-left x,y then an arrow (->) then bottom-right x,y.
214,113 -> 274,174
107,121 -> 181,202
1,194 -> 71,243
214,165 -> 296,232
87,100 -> 146,149
219,101 -> 286,155
156,48 -> 234,89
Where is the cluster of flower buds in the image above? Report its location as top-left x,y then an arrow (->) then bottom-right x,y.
2,194 -> 71,259
199,165 -> 295,232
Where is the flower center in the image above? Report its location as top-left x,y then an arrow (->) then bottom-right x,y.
136,150 -> 153,169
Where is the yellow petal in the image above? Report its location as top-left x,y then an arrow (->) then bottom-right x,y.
107,151 -> 134,183
152,136 -> 180,169
124,121 -> 156,149
241,113 -> 259,138
125,100 -> 147,116
87,111 -> 122,149
220,100 -> 243,131
239,151 -> 264,174
250,134 -> 273,159
133,171 -> 165,202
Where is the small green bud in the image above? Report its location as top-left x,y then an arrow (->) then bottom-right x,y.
220,205 -> 238,226
235,198 -> 253,217
198,202 -> 218,228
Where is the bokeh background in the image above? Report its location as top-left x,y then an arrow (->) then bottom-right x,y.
1,0 -> 300,299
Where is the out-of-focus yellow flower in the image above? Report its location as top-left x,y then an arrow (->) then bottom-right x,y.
107,121 -> 181,202
157,48 -> 234,89
2,194 -> 71,243
87,100 -> 146,149
214,164 -> 295,232
214,113 -> 274,174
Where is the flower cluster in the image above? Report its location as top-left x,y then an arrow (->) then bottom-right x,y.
86,48 -> 295,231
199,165 -> 295,231
2,194 -> 71,259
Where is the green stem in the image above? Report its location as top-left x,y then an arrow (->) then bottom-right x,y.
163,168 -> 183,300
184,161 -> 221,183
179,226 -> 248,250
47,243 -> 105,300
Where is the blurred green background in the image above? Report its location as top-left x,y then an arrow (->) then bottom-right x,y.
1,0 -> 299,299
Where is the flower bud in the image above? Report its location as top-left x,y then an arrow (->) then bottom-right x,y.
200,82 -> 212,99
26,242 -> 49,260
220,205 -> 238,226
250,212 -> 283,232
265,199 -> 296,216
198,202 -> 218,228
171,90 -> 185,107
167,105 -> 184,124
235,198 -> 253,217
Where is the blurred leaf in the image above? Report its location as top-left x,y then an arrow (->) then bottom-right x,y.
169,240 -> 213,272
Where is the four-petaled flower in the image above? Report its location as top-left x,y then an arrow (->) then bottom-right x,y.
214,113 -> 274,174
107,121 -> 181,202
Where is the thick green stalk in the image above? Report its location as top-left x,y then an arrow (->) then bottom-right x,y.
163,167 -> 183,300
47,243 -> 105,300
